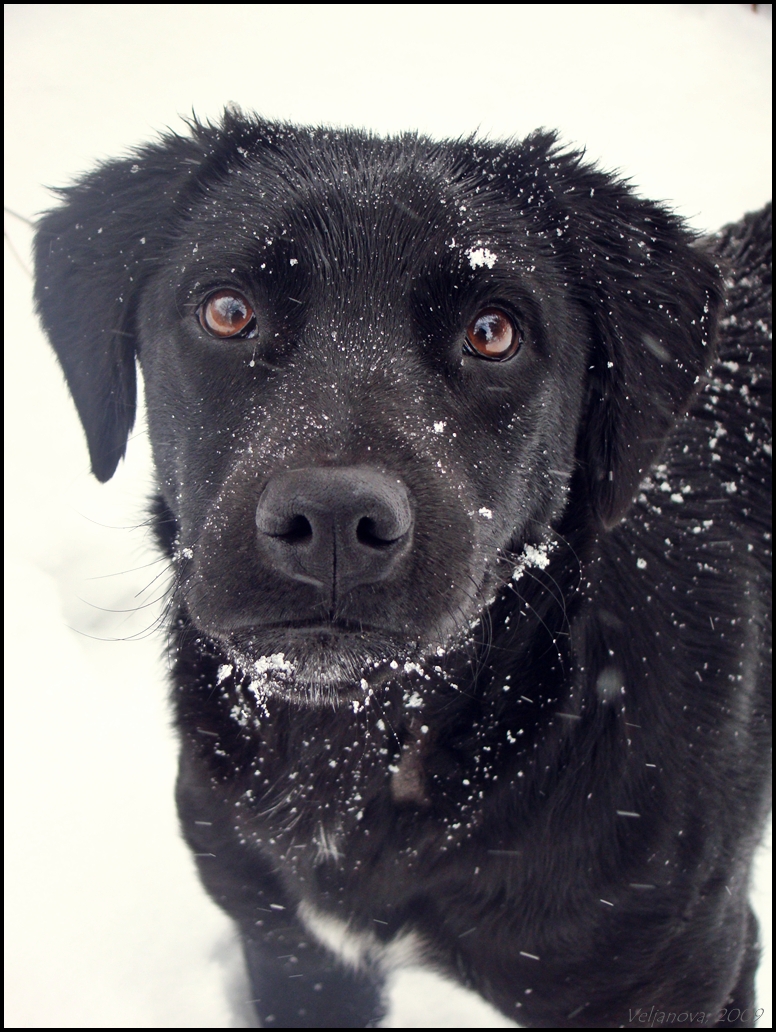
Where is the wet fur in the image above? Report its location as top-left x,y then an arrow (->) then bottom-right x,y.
35,112 -> 771,1027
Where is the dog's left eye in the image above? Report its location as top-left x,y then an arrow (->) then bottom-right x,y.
198,290 -> 257,339
464,308 -> 520,361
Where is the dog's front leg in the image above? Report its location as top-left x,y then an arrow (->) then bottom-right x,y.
199,856 -> 387,1027
177,769 -> 386,1027
240,922 -> 386,1029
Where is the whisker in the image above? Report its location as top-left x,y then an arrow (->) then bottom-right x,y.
85,555 -> 169,580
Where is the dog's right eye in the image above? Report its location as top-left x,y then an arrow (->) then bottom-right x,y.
198,290 -> 257,339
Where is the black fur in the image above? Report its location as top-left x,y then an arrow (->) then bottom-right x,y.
34,111 -> 771,1028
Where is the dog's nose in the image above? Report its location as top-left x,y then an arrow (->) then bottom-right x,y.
255,467 -> 414,595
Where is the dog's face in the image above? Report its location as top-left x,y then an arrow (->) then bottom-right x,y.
34,114 -> 719,703
136,144 -> 590,698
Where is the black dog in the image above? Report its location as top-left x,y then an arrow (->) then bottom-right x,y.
34,111 -> 771,1028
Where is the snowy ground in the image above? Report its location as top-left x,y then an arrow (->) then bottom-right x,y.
4,5 -> 772,1028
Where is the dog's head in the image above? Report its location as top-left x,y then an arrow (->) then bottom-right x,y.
34,112 -> 720,703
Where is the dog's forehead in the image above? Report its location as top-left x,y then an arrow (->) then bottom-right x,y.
183,130 -> 540,272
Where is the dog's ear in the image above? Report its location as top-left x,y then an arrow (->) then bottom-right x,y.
34,131 -> 207,481
553,155 -> 723,528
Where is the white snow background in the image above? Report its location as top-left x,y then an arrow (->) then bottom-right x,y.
4,4 -> 772,1028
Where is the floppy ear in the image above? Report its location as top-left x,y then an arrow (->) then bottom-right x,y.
34,132 -> 205,481
557,161 -> 723,528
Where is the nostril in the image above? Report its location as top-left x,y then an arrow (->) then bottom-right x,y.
273,514 -> 313,544
357,516 -> 398,549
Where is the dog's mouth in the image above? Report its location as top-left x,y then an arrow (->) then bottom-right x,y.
217,622 -> 433,706
184,532 -> 558,706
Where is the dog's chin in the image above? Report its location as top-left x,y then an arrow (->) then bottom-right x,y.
219,627 -> 424,708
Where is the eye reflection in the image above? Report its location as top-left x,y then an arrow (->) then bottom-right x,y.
199,290 -> 256,338
465,308 -> 520,360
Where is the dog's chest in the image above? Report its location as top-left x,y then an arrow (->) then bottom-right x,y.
221,717 -> 492,890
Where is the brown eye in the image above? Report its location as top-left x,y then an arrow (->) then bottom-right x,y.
465,308 -> 520,360
199,290 -> 256,338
